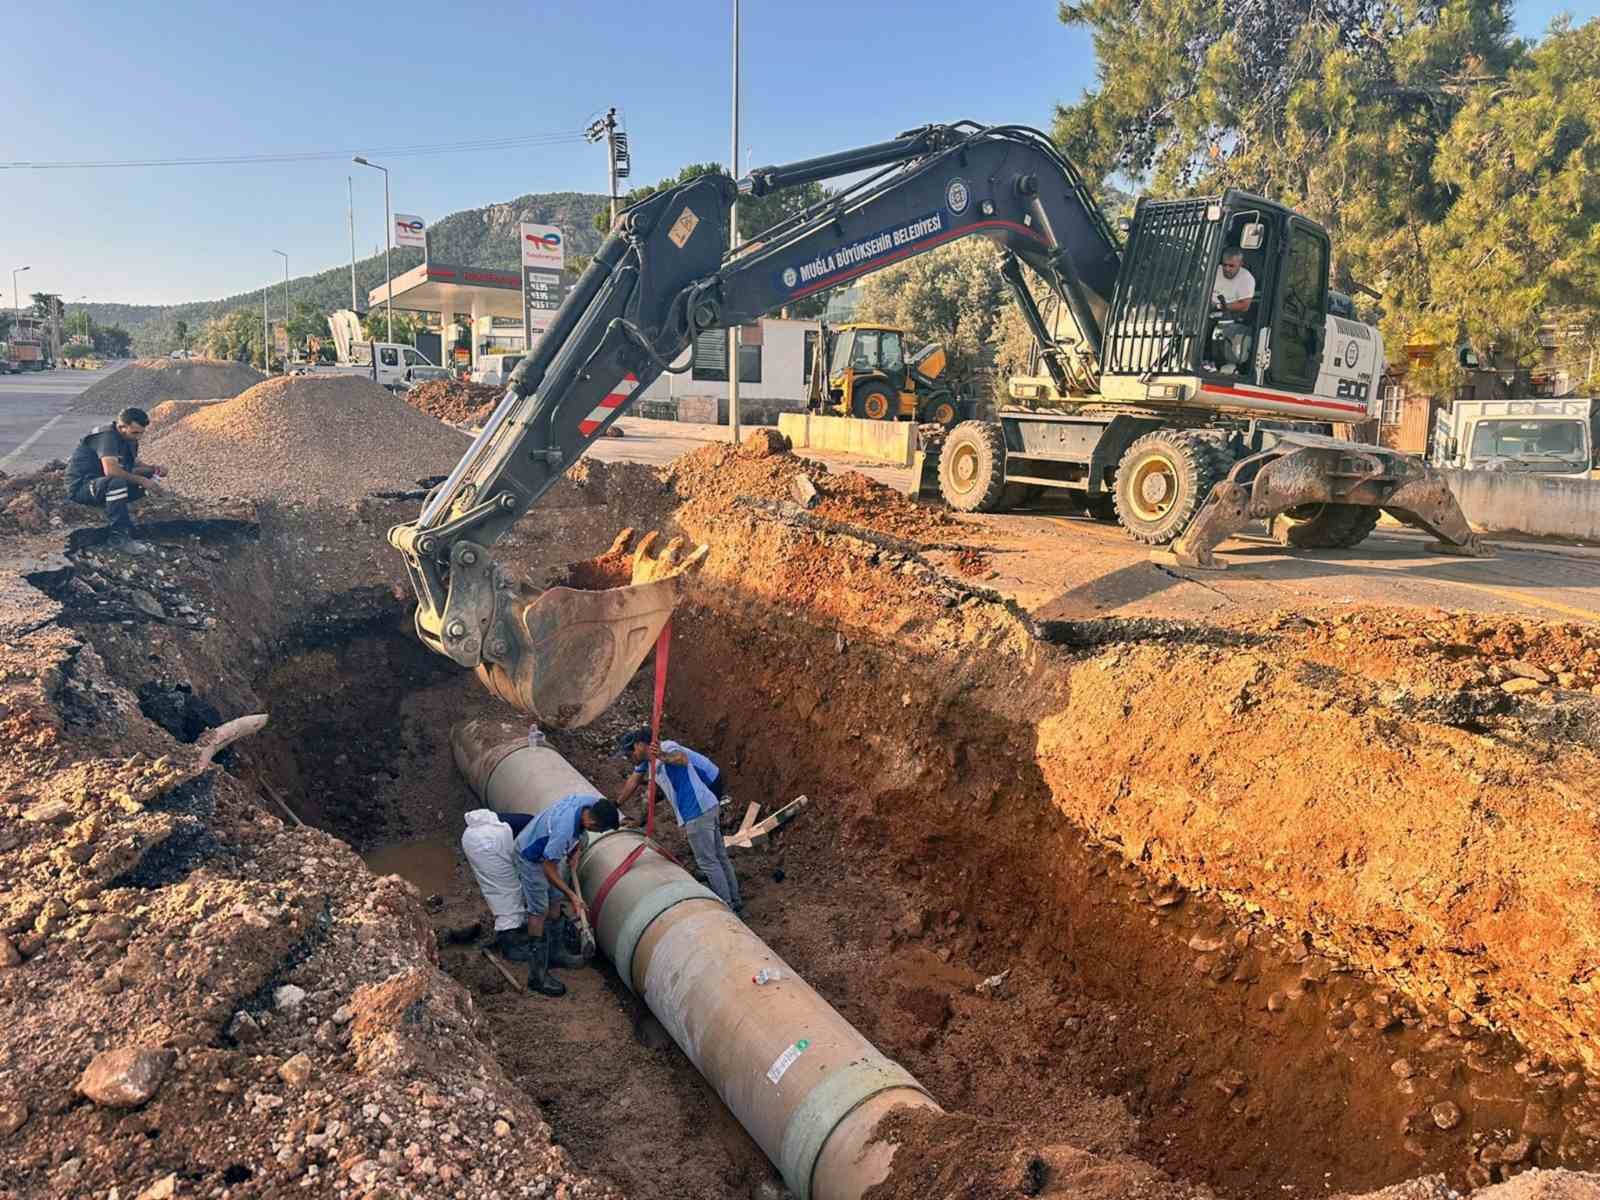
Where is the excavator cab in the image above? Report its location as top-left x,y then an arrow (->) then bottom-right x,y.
1099,191 -> 1337,403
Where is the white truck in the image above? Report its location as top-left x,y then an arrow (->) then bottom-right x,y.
470,352 -> 523,388
293,310 -> 440,391
1431,397 -> 1597,479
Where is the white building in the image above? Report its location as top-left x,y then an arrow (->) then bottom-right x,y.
636,317 -> 820,421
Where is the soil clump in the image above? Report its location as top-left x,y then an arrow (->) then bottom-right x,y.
404,379 -> 502,425
146,375 -> 464,504
71,359 -> 263,413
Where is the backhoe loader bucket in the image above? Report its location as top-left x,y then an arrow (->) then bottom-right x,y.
1157,433 -> 1490,571
476,530 -> 708,726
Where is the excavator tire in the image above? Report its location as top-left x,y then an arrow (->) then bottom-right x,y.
1113,430 -> 1232,545
852,382 -> 898,421
939,420 -> 1010,513
1275,503 -> 1382,549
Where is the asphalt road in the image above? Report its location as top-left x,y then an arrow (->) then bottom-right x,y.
0,364 -> 126,474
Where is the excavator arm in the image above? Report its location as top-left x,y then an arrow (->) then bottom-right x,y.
389,122 -> 1122,722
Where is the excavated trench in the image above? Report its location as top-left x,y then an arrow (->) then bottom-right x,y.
46,489 -> 1600,1200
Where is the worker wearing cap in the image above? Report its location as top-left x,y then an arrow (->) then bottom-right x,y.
615,729 -> 742,914
512,794 -> 620,997
64,407 -> 169,553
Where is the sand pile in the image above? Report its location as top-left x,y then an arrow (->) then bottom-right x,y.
404,378 -> 502,424
71,358 -> 263,413
145,375 -> 466,504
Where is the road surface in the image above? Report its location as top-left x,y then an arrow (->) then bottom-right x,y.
0,365 -> 125,474
591,418 -> 1600,627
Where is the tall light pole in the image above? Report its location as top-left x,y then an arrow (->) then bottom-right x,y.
263,288 -> 271,373
347,176 -> 359,312
11,265 -> 30,318
728,0 -> 742,443
353,156 -> 393,342
273,250 -> 289,361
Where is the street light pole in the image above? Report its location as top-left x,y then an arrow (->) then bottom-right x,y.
263,289 -> 270,373
347,176 -> 359,312
728,0 -> 742,443
353,156 -> 393,342
11,265 -> 30,318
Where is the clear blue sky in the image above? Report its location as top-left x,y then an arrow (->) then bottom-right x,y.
3,0 -> 1585,307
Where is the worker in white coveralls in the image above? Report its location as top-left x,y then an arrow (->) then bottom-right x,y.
460,797 -> 620,997
614,728 -> 742,914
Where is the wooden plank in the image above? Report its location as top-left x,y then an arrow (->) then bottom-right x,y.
725,794 -> 809,850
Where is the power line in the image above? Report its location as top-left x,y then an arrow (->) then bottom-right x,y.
1,130 -> 589,170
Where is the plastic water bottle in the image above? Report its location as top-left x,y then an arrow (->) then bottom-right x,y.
753,967 -> 782,986
527,725 -> 548,749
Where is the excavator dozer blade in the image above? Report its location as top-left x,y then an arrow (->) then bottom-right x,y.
1157,434 -> 1490,571
476,529 -> 708,726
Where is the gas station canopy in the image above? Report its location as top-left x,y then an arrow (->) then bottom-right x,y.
369,262 -> 525,319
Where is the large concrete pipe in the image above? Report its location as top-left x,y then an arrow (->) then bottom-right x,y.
451,720 -> 941,1200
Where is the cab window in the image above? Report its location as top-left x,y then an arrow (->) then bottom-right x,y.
850,332 -> 881,370
403,348 -> 426,366
881,332 -> 904,372
1268,225 -> 1328,388
379,347 -> 400,367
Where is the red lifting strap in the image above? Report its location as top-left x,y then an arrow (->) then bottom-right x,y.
589,620 -> 674,929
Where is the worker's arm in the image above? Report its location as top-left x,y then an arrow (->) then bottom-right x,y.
100,455 -> 163,492
650,742 -> 689,767
1224,296 -> 1252,315
617,770 -> 643,810
544,857 -> 584,918
133,463 -> 167,479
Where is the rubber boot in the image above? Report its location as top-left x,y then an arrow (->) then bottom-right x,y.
548,915 -> 586,969
526,926 -> 567,998
494,927 -> 537,963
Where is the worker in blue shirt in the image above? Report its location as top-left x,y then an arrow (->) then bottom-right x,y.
511,793 -> 620,997
615,729 -> 741,914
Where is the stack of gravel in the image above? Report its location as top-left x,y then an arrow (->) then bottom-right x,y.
71,359 -> 264,414
146,375 -> 467,504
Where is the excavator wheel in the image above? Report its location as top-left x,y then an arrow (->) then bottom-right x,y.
852,382 -> 898,422
938,420 -> 1010,513
1274,503 -> 1382,549
1113,430 -> 1232,545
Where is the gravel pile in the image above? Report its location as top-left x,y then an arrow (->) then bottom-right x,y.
403,378 -> 503,424
71,358 -> 263,413
145,375 -> 467,504
145,398 -> 219,431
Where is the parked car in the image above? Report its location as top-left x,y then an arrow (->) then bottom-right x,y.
471,353 -> 522,387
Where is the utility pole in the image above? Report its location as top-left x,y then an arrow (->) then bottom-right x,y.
353,156 -> 393,341
347,176 -> 358,312
263,289 -> 270,373
728,0 -> 742,443
585,108 -> 629,227
273,250 -> 289,362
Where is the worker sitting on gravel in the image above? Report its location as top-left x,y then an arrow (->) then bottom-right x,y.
64,407 -> 168,552
615,730 -> 742,915
513,794 -> 621,997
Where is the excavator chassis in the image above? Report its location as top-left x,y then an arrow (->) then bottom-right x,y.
1156,433 -> 1490,570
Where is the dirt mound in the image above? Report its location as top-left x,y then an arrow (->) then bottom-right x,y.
145,398 -> 218,431
72,358 -> 263,414
668,441 -> 964,542
146,375 -> 466,504
403,378 -> 502,425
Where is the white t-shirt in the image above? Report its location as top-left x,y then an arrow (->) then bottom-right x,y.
1214,265 -> 1256,307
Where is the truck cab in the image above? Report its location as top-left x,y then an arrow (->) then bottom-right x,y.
1432,398 -> 1597,478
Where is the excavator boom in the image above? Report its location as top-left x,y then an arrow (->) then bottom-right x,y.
389,123 -> 1122,721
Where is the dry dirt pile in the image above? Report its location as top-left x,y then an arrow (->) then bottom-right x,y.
668,440 -> 966,543
72,359 -> 263,413
146,375 -> 466,504
145,398 -> 218,432
403,379 -> 502,425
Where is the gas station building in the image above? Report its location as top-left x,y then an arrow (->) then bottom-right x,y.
369,262 -> 526,373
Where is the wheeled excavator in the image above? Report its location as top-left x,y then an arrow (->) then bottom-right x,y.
389,121 -> 1485,722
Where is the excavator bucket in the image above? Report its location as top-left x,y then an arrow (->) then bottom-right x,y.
1157,433 -> 1490,571
476,530 -> 708,726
